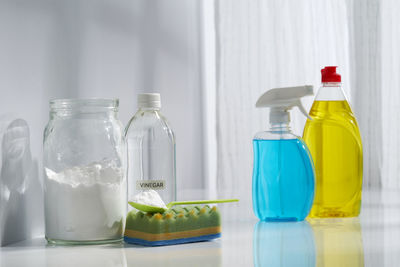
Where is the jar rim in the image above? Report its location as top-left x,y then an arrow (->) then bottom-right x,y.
50,98 -> 119,110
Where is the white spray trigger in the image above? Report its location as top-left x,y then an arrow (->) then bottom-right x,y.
256,85 -> 314,124
295,99 -> 312,120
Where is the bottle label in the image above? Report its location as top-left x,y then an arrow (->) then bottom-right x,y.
136,180 -> 165,190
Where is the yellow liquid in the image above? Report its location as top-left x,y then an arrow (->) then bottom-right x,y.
303,101 -> 363,217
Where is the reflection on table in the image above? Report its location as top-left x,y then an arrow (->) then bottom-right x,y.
308,218 -> 364,267
1,238 -> 222,267
253,221 -> 315,267
253,217 -> 364,267
123,241 -> 222,267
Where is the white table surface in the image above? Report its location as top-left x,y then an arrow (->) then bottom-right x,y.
1,190 -> 399,267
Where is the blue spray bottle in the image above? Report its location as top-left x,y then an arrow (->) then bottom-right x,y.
252,85 -> 315,221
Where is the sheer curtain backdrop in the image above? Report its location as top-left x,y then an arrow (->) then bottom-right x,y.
215,0 -> 398,219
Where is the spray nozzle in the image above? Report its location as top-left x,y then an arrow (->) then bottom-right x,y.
256,85 -> 313,124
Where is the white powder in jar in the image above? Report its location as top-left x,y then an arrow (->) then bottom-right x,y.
132,190 -> 167,209
44,159 -> 126,242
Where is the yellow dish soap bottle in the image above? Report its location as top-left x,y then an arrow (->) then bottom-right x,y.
303,66 -> 363,217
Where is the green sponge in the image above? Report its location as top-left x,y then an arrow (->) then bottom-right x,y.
124,205 -> 221,246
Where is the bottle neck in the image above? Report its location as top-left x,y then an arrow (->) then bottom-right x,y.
138,107 -> 161,112
315,82 -> 347,101
322,82 -> 341,87
269,122 -> 291,133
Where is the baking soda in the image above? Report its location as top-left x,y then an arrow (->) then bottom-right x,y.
44,159 -> 126,242
132,189 -> 167,209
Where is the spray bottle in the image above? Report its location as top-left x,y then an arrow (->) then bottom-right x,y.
252,85 -> 315,221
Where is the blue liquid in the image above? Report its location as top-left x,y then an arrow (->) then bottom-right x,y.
252,138 -> 315,221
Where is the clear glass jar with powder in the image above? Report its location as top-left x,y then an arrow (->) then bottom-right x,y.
43,99 -> 126,245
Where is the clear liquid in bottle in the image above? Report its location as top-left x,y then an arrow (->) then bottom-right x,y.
125,93 -> 176,204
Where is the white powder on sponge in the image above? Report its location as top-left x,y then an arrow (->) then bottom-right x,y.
132,190 -> 167,209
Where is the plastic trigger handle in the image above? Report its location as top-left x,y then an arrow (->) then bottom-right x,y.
296,100 -> 312,120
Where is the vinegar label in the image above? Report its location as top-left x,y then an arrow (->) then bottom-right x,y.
136,180 -> 165,190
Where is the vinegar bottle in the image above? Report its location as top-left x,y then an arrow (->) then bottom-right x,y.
125,93 -> 176,204
303,66 -> 363,217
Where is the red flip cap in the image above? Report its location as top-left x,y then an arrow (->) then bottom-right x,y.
321,66 -> 341,83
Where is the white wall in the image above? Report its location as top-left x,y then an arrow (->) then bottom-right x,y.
0,0 -> 206,245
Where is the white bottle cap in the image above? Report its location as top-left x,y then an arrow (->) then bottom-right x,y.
137,93 -> 161,109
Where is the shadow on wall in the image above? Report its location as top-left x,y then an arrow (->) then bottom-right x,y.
0,116 -> 42,246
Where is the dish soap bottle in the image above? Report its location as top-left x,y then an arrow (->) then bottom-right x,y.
125,93 -> 176,204
303,66 -> 363,217
252,85 -> 315,221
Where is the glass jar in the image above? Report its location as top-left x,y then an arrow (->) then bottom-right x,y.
43,99 -> 126,245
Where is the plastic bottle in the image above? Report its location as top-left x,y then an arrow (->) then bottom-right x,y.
252,85 -> 315,221
303,66 -> 363,217
125,93 -> 176,204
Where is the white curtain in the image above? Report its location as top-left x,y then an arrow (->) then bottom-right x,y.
215,0 -> 398,219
